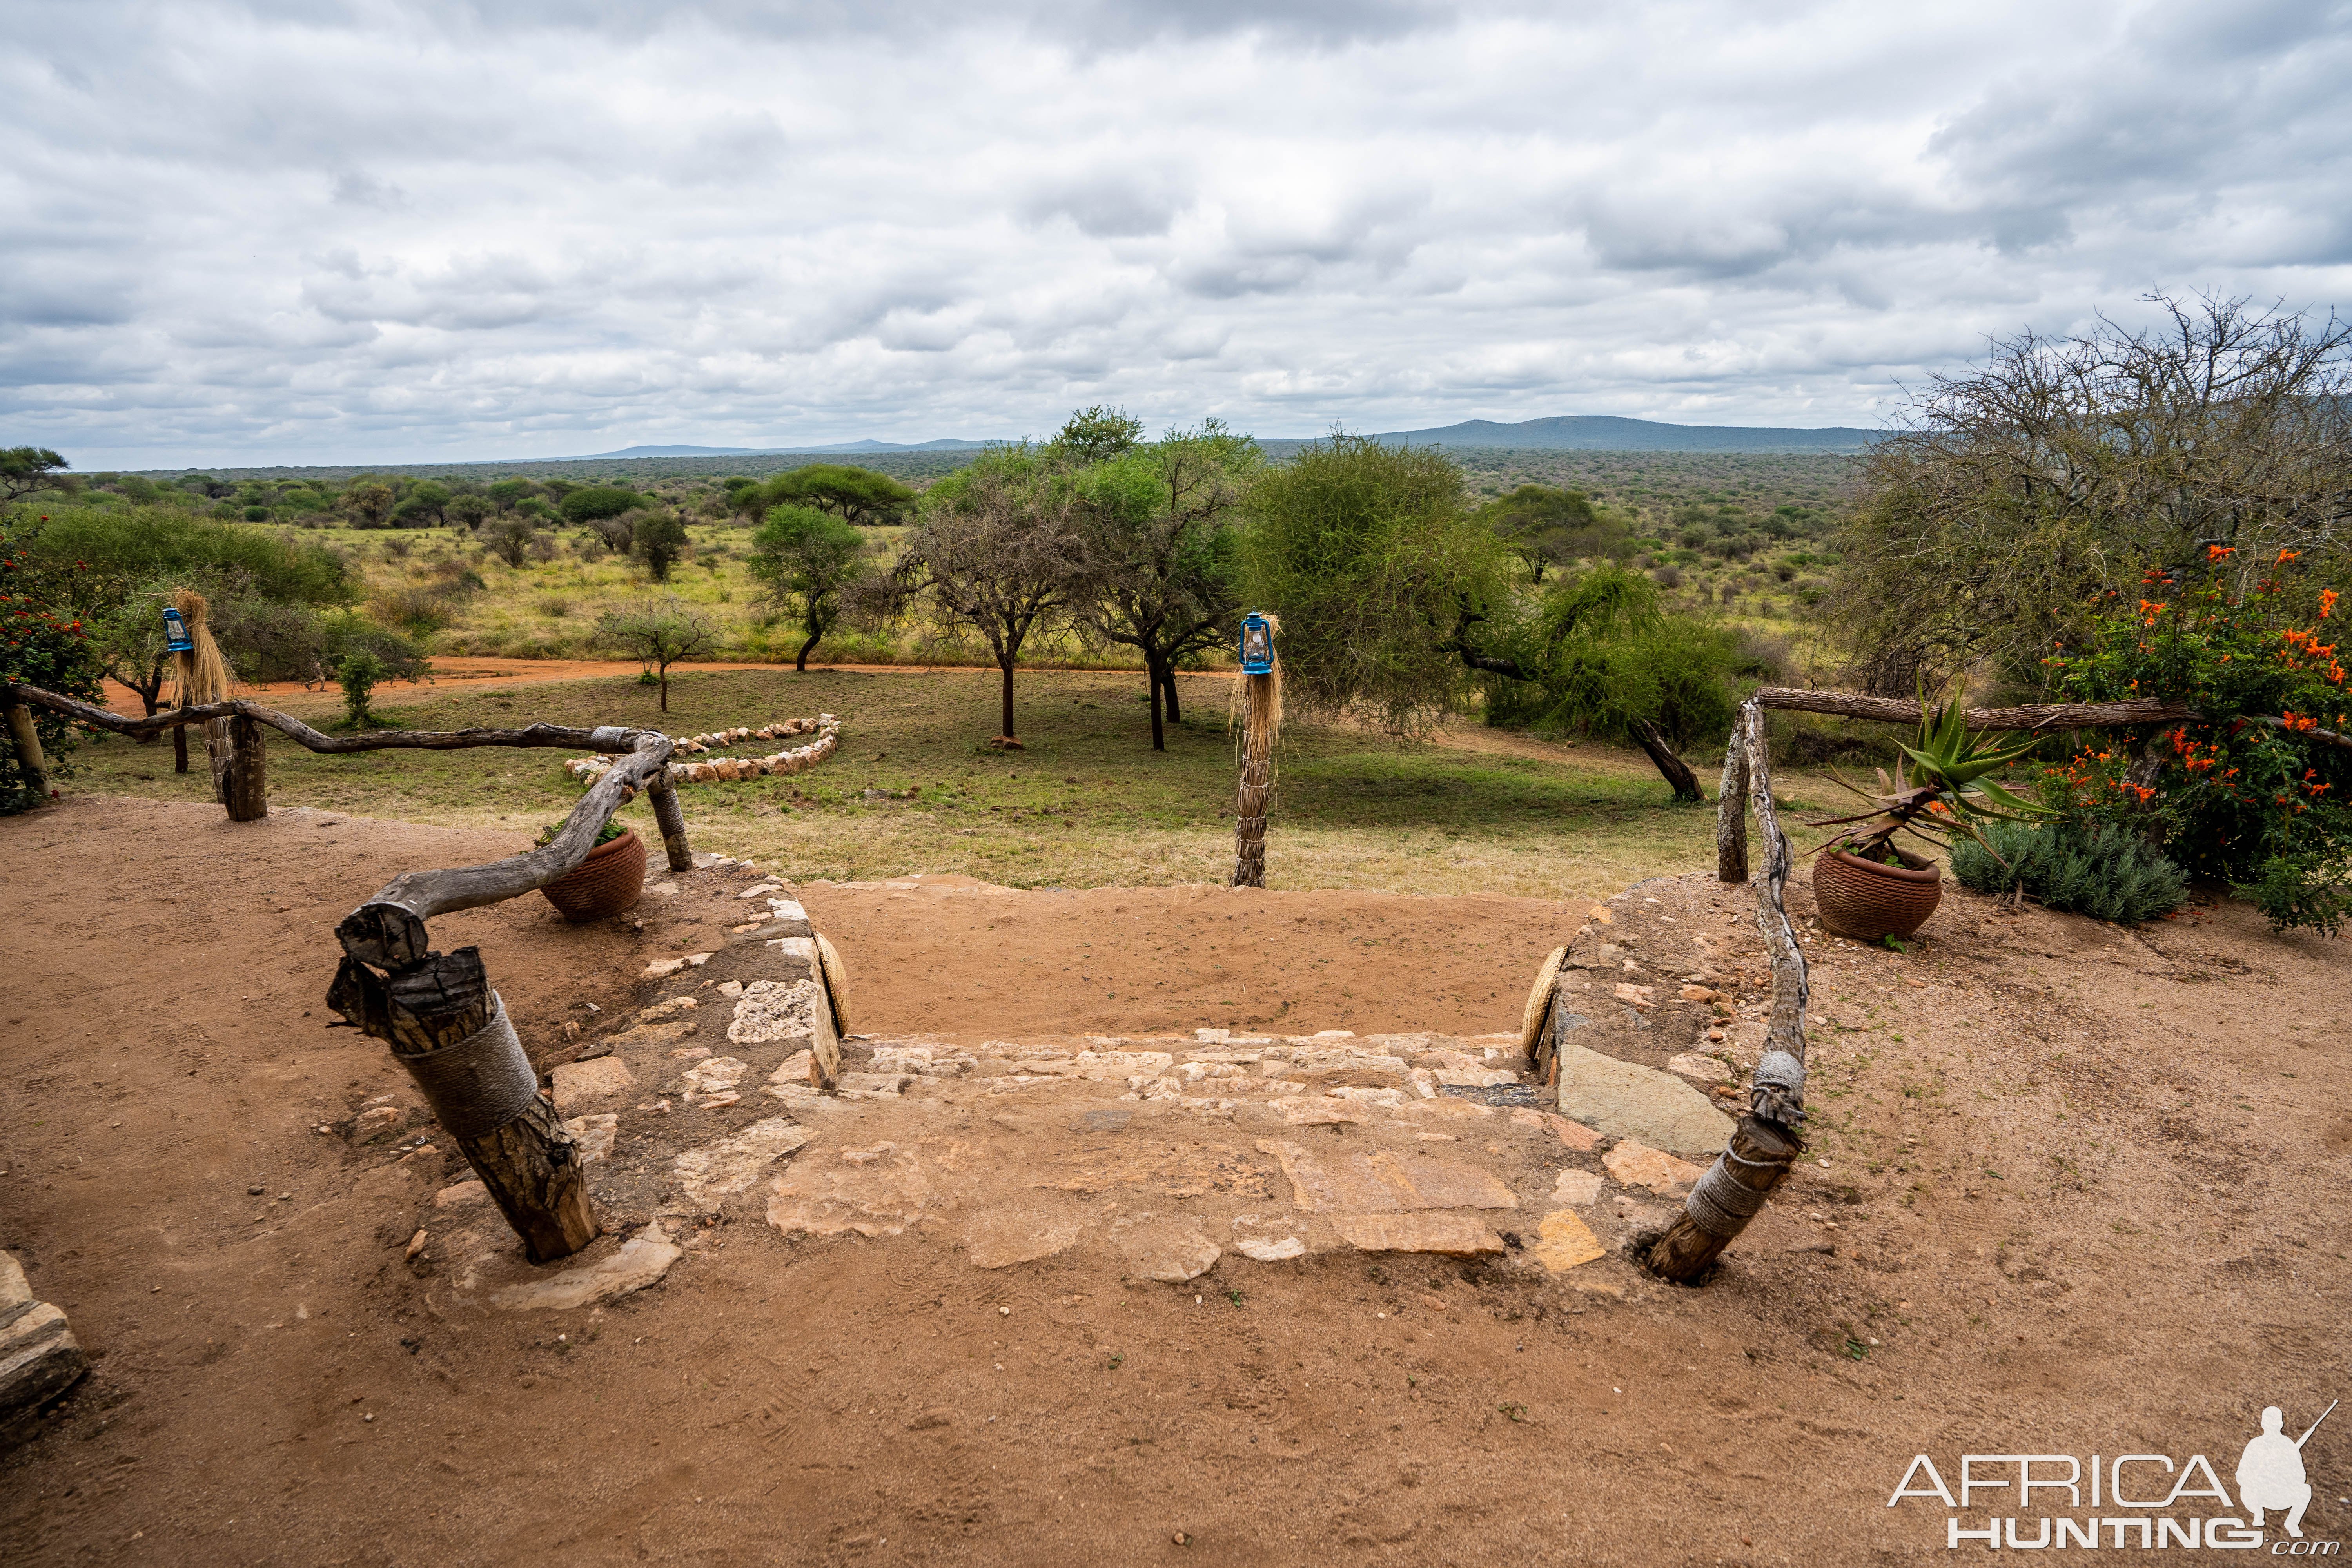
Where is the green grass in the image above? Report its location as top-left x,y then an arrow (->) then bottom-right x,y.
65,667 -> 1806,896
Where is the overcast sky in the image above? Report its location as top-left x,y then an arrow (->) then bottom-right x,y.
5,0 -> 2348,468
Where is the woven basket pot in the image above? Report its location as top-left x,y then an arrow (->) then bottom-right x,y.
539,829 -> 646,922
1812,843 -> 1942,941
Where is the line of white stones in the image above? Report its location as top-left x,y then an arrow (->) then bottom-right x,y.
565,716 -> 842,785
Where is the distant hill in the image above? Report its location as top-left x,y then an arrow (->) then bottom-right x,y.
566,444 -> 771,458
1358,416 -> 1877,453
565,437 -> 1002,459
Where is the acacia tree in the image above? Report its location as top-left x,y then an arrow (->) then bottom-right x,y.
1842,292 -> 2352,693
0,447 -> 74,504
893,449 -> 1080,740
1476,485 -> 1629,582
595,595 -> 715,712
742,464 -> 917,526
1072,421 -> 1253,750
749,504 -> 869,670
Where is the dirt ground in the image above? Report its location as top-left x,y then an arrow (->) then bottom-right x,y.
3,797 -> 2349,1566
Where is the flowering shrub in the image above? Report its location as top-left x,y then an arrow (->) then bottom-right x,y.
2,517 -> 106,813
2043,547 -> 2351,933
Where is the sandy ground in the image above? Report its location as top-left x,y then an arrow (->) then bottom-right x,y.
3,797 -> 2349,1566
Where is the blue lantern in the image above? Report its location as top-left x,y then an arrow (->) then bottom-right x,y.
163,606 -> 194,654
1238,612 -> 1274,675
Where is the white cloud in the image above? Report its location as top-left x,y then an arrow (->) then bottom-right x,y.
2,0 -> 2348,466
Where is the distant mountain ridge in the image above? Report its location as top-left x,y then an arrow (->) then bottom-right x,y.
1359,415 -> 1876,452
563,438 -> 998,459
559,416 -> 1874,463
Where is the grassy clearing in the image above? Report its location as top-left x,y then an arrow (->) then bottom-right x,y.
65,666 -> 1833,897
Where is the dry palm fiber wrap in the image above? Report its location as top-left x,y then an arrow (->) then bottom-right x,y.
392,991 -> 539,1140
1682,1048 -> 1808,1237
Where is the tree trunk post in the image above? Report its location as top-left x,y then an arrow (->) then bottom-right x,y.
999,659 -> 1016,740
6,703 -> 52,804
222,711 -> 268,821
172,722 -> 189,772
1715,721 -> 1750,883
1648,699 -> 1809,1284
1146,657 -> 1167,752
1230,627 -> 1278,888
327,945 -> 599,1264
172,648 -> 196,773
1161,670 -> 1181,724
646,768 -> 695,872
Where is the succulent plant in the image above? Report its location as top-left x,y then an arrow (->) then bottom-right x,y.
1807,682 -> 2060,864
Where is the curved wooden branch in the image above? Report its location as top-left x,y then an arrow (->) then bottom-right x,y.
2,684 -> 640,754
1752,687 -> 2193,731
335,732 -> 675,969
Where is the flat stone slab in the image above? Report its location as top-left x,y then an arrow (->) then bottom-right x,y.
1602,1138 -> 1707,1193
1113,1217 -> 1221,1282
563,1113 -> 617,1164
672,1116 -> 811,1212
959,1214 -> 1082,1270
1333,1214 -> 1505,1256
1527,1209 -> 1607,1272
487,1230 -> 682,1312
767,1139 -> 972,1238
1257,1139 -> 1517,1214
550,1056 -> 635,1112
1550,1169 -> 1604,1206
1553,1042 -> 1735,1155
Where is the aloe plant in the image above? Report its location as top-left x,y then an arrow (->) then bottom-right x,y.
1807,683 -> 2060,864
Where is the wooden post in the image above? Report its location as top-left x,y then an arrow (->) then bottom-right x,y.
6,704 -> 51,803
1230,619 -> 1279,889
646,769 -> 694,873
172,722 -> 189,773
1715,725 -> 1749,883
1648,698 -> 1809,1285
222,711 -> 267,821
328,945 -> 598,1263
172,648 -> 196,774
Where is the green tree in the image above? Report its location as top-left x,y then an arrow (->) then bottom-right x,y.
391,481 -> 451,527
1072,421 -> 1254,749
560,485 -> 641,524
749,505 -> 870,671
633,510 -> 689,582
595,595 -> 716,712
1049,404 -> 1145,466
340,482 -> 396,529
486,478 -> 537,512
750,464 -> 918,527
0,447 -> 74,504
1237,434 -> 1508,733
1477,485 -> 1630,583
893,448 -> 1082,740
447,493 -> 494,529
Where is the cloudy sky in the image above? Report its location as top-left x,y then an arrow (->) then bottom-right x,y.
6,0 -> 2349,468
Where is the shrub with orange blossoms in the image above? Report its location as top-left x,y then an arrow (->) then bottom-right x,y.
2043,553 -> 2351,933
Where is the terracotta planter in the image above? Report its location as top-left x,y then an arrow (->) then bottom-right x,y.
539,829 -> 646,922
1812,842 -> 1942,941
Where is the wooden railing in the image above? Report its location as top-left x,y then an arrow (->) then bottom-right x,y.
4,681 -> 699,1263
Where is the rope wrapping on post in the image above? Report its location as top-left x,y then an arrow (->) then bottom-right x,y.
392,991 -> 538,1140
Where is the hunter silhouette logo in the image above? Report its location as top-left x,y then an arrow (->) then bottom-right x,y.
2241,1401 -> 2334,1539
1886,1397 -> 2340,1551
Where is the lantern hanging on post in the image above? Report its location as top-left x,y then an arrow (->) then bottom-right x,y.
1230,612 -> 1281,888
162,606 -> 194,654
1238,612 -> 1274,675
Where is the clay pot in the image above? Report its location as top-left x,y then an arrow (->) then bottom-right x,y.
539,829 -> 646,922
1811,842 -> 1942,941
